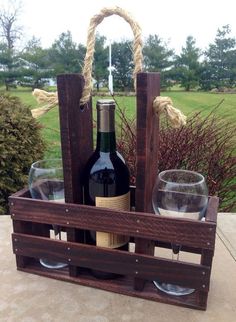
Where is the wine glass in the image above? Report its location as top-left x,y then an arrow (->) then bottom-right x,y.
28,158 -> 67,269
152,169 -> 208,296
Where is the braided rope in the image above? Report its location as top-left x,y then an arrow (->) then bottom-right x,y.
81,6 -> 143,105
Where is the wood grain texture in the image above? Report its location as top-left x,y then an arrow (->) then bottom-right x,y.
57,74 -> 93,204
134,72 -> 160,290
10,193 -> 216,250
12,233 -> 210,291
135,72 -> 160,213
57,73 -> 93,276
16,263 -> 207,310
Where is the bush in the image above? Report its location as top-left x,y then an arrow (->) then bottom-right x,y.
0,94 -> 45,214
116,100 -> 236,212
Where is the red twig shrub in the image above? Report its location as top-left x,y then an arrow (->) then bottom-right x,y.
115,99 -> 236,212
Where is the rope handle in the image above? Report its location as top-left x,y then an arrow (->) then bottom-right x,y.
32,6 -> 186,128
81,6 -> 143,105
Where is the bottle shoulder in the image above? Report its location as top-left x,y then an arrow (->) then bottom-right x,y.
84,150 -> 128,170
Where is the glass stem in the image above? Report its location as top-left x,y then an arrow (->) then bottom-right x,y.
171,243 -> 181,261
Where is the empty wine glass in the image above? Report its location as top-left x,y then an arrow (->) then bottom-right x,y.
152,169 -> 208,296
28,158 -> 67,269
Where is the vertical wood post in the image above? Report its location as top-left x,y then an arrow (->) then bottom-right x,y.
57,74 -> 93,276
134,72 -> 160,290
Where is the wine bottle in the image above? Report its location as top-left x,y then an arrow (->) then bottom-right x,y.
83,99 -> 130,279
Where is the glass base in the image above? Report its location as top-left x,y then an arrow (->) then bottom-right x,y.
40,258 -> 68,269
153,281 -> 195,296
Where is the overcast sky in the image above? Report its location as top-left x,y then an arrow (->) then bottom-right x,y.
1,0 -> 236,54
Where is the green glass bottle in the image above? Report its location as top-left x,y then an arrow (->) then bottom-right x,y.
83,99 -> 130,279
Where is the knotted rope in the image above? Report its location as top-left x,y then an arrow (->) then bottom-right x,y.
32,6 -> 186,128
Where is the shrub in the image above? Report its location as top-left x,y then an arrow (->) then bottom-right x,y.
116,99 -> 236,212
0,94 -> 45,214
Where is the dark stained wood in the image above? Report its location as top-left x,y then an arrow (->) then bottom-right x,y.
57,73 -> 93,204
57,74 -> 93,277
205,196 -> 219,223
134,72 -> 160,290
135,72 -> 160,213
17,262 -> 207,310
10,193 -> 216,250
12,233 -> 210,291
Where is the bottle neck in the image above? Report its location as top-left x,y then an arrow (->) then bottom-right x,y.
96,131 -> 116,153
96,100 -> 116,153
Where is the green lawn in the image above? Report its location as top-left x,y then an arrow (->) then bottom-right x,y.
1,86 -> 236,158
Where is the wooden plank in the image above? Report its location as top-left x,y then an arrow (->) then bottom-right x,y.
134,72 -> 160,290
12,233 -> 210,291
57,73 -> 93,204
16,262 -> 206,310
10,196 -> 216,250
135,72 -> 160,213
205,196 -> 219,223
57,73 -> 94,276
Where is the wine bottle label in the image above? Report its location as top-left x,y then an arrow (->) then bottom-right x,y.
95,192 -> 130,248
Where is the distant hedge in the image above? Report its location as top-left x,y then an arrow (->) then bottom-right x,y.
0,94 -> 45,214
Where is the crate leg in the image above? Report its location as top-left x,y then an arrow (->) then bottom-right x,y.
12,220 -> 50,268
134,72 -> 160,290
198,249 -> 214,309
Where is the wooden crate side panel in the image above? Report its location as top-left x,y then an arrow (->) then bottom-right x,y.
16,264 -> 207,310
10,196 -> 216,250
12,233 -> 210,291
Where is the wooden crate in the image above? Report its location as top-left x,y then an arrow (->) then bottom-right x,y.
10,72 -> 218,310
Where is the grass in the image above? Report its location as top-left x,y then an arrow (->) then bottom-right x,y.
1,86 -> 236,158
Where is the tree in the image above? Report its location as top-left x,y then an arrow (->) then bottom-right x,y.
48,31 -> 85,76
174,36 -> 201,91
0,0 -> 23,50
0,0 -> 23,89
111,40 -> 133,91
19,37 -> 52,88
93,34 -> 108,91
201,25 -> 236,90
143,34 -> 175,88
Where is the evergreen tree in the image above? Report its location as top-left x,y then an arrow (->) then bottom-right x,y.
93,34 -> 108,91
143,34 -> 174,88
111,40 -> 133,91
174,36 -> 201,91
201,25 -> 236,90
48,31 -> 85,75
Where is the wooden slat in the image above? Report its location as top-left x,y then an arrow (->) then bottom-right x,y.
135,72 -> 160,213
10,195 -> 216,250
134,72 -> 160,290
16,263 -> 207,310
12,233 -> 210,291
57,73 -> 93,204
57,73 -> 93,277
